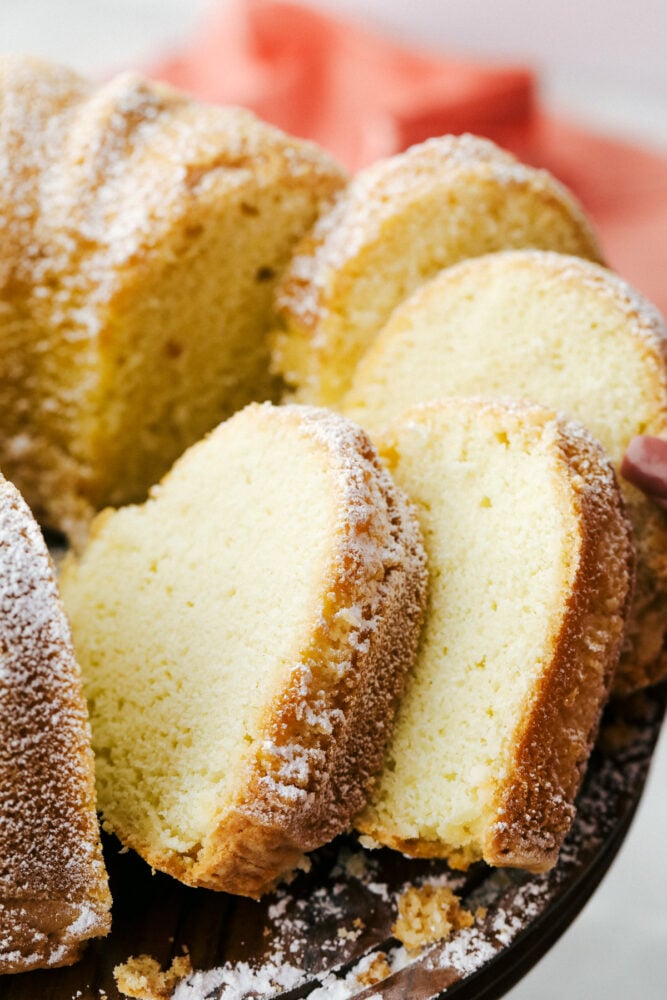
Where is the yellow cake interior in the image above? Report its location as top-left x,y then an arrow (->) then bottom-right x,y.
86,182 -> 329,509
361,403 -> 578,860
61,408 -> 339,857
344,252 -> 661,458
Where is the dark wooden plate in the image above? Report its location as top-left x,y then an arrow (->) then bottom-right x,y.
1,683 -> 664,1000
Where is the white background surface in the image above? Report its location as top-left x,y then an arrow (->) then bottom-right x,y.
1,2 -> 666,998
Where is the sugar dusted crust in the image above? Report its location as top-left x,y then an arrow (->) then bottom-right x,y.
0,475 -> 111,973
271,134 -> 603,404
73,404 -> 428,898
356,399 -> 634,872
276,137 -> 602,332
0,55 -> 344,311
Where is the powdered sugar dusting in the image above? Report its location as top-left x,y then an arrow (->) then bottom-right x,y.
0,473 -> 110,970
173,956 -> 305,999
168,841 -> 467,999
275,133 -> 600,331
0,55 -> 342,342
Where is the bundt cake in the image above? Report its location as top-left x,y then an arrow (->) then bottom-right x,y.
0,55 -> 346,542
0,473 -> 111,974
356,399 -> 634,871
344,249 -> 667,691
271,134 -> 603,406
59,402 -> 427,898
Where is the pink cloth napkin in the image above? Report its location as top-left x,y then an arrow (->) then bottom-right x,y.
149,0 -> 667,314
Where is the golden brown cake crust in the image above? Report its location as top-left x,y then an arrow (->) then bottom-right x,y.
484,417 -> 635,870
355,400 -> 634,872
0,475 -> 111,974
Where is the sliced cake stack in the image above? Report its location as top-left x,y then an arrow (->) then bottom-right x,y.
343,250 -> 667,692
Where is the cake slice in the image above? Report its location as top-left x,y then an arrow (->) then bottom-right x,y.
60,403 -> 427,898
0,55 -> 345,542
271,134 -> 603,406
0,474 -> 111,974
344,249 -> 667,691
356,399 -> 633,872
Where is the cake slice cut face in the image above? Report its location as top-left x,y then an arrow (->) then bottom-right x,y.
271,133 -> 603,407
344,249 -> 667,691
356,399 -> 633,872
0,55 -> 346,542
0,475 -> 111,974
60,403 -> 427,898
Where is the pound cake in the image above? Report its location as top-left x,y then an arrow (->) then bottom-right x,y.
0,474 -> 111,974
0,55 -> 345,542
356,399 -> 634,871
59,402 -> 427,898
344,249 -> 667,691
271,134 -> 603,406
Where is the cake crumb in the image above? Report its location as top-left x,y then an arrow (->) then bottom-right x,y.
337,925 -> 362,941
356,952 -> 392,986
392,885 -> 475,954
114,952 -> 192,999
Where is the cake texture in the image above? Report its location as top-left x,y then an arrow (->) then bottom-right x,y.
60,402 -> 427,898
271,133 -> 603,406
0,473 -> 111,974
356,398 -> 634,871
0,54 -> 346,542
344,249 -> 667,692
